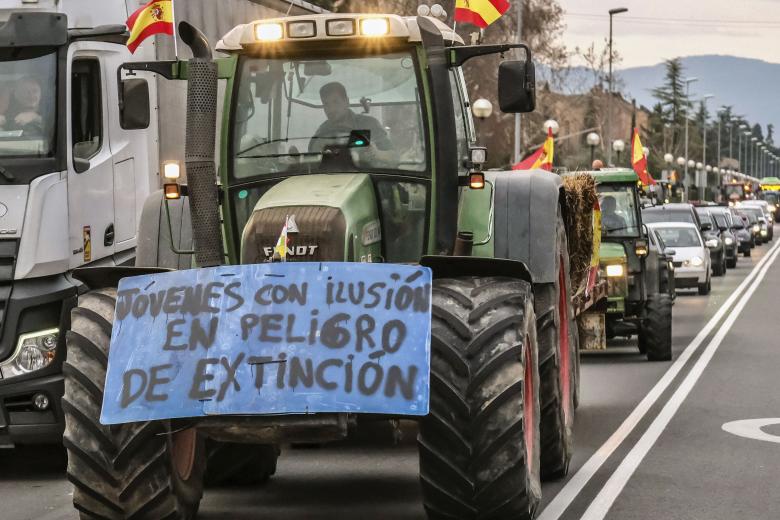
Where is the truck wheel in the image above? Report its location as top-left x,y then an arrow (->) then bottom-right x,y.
534,214 -> 577,480
205,442 -> 279,486
420,277 -> 540,520
63,288 -> 205,520
641,294 -> 673,361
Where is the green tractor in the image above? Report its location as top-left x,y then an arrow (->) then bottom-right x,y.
580,169 -> 674,361
62,15 -> 587,519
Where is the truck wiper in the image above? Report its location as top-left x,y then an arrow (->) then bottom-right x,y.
0,165 -> 14,182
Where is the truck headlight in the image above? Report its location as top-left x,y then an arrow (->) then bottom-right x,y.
0,328 -> 59,379
705,238 -> 719,248
689,256 -> 704,267
606,264 -> 625,277
724,237 -> 734,246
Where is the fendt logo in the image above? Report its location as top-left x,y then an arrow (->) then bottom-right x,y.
263,245 -> 319,258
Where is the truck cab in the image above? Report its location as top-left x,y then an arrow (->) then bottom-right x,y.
0,2 -> 157,447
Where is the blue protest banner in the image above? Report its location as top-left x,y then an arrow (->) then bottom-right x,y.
100,262 -> 432,424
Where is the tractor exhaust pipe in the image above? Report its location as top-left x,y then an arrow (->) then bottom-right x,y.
178,22 -> 224,267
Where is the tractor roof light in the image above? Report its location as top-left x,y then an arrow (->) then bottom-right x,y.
326,19 -> 356,36
255,22 -> 284,41
287,21 -> 316,38
468,172 -> 485,190
360,18 -> 390,37
164,183 -> 182,200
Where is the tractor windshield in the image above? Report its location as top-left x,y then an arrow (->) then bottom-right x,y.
232,51 -> 427,178
597,184 -> 640,237
0,50 -> 56,158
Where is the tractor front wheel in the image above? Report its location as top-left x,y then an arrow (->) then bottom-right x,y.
640,294 -> 673,361
419,276 -> 541,520
63,288 -> 205,520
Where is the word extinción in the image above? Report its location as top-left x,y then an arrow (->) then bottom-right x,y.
120,352 -> 420,409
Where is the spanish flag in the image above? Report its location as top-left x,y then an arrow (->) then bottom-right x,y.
631,128 -> 656,186
126,0 -> 174,54
513,127 -> 554,171
454,0 -> 511,28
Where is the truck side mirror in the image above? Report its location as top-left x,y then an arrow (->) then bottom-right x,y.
120,78 -> 150,130
498,60 -> 535,113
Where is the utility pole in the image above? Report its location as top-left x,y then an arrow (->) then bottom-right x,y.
513,0 -> 522,164
606,7 -> 628,165
683,78 -> 697,193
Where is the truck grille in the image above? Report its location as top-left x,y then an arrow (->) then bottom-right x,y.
241,206 -> 347,263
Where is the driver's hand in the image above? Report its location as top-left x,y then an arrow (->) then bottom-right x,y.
15,112 -> 41,126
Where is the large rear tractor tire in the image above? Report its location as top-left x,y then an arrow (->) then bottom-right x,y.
420,277 -> 541,520
639,294 -> 673,362
534,213 -> 578,481
63,288 -> 205,520
205,442 -> 280,487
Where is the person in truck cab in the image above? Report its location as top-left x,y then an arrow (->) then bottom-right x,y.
601,195 -> 627,232
1,76 -> 44,133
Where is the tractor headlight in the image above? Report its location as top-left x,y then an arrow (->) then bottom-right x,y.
724,237 -> 734,246
606,264 -> 625,277
705,238 -> 719,248
0,328 -> 59,379
689,256 -> 704,267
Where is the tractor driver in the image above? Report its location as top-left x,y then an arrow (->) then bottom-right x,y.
601,195 -> 627,233
309,82 -> 396,166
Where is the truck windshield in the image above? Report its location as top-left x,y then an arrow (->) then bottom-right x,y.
0,51 -> 56,158
597,184 -> 639,237
232,51 -> 426,178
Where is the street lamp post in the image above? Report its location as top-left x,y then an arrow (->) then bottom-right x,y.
587,132 -> 601,164
683,77 -> 698,192
751,137 -> 758,176
613,139 -> 626,165
606,7 -> 628,165
664,152 -> 674,181
701,95 -> 714,187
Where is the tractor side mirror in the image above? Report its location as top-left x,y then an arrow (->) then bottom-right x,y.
498,60 -> 536,113
119,78 -> 150,130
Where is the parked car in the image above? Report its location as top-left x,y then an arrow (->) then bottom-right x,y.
648,222 -> 712,295
706,208 -> 739,268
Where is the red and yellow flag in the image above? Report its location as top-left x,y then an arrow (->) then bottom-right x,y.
513,127 -> 554,171
631,128 -> 656,186
126,0 -> 174,53
454,0 -> 511,28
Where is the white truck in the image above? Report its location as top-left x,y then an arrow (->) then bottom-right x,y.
0,0 -> 322,448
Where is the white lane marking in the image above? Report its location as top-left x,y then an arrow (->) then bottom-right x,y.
579,242 -> 780,520
722,418 -> 780,444
538,237 -> 780,520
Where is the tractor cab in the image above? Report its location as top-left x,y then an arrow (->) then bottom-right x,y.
193,14 -> 536,266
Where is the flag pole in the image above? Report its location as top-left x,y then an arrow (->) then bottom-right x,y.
171,0 -> 179,59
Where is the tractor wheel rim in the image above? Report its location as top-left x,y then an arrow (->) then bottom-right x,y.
523,335 -> 535,467
171,428 -> 197,481
558,256 -> 573,424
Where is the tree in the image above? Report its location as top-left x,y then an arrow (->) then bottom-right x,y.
650,58 -> 691,154
767,124 -> 774,147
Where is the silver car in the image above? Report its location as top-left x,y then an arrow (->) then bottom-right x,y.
647,222 -> 712,295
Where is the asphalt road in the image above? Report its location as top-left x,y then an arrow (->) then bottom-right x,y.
2,235 -> 779,520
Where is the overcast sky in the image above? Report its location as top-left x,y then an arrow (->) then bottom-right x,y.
558,0 -> 780,68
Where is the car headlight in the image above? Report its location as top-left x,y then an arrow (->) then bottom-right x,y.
761,229 -> 768,236
606,264 -> 625,277
689,256 -> 704,267
724,237 -> 734,245
753,224 -> 760,233
705,238 -> 719,248
0,328 -> 59,379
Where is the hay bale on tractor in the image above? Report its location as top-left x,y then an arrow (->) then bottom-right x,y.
562,173 -> 598,294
